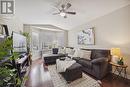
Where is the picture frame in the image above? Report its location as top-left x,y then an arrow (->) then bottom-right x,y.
78,27 -> 95,45
0,25 -> 9,36
0,26 -> 3,34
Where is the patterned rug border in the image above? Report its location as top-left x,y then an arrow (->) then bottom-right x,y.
48,65 -> 101,87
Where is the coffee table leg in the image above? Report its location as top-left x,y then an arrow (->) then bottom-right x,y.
124,68 -> 127,79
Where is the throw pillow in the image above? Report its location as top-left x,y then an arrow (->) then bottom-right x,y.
65,48 -> 71,54
66,48 -> 75,54
58,47 -> 65,54
80,50 -> 91,60
72,48 -> 80,57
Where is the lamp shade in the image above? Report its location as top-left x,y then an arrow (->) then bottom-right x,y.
111,48 -> 121,57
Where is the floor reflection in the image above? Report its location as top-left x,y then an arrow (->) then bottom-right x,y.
25,58 -> 53,87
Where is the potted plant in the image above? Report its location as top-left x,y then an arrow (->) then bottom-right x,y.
0,37 -> 22,87
0,37 -> 12,60
117,57 -> 124,65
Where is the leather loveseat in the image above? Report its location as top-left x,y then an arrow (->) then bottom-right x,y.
73,49 -> 112,79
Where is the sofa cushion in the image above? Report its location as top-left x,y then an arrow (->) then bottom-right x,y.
91,50 -> 110,59
72,57 -> 80,62
66,48 -> 74,54
73,48 -> 81,57
78,59 -> 92,69
58,47 -> 66,54
80,50 -> 91,60
91,57 -> 108,64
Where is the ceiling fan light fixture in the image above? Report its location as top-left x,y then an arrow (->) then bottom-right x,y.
60,12 -> 66,17
53,2 -> 75,18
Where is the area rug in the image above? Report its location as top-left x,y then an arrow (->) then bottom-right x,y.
48,65 -> 101,87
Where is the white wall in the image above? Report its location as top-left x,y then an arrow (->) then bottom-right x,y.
68,5 -> 130,75
0,16 -> 23,34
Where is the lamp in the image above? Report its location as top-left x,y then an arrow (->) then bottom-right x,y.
111,48 -> 121,63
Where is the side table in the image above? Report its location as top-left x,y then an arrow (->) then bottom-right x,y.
109,62 -> 128,78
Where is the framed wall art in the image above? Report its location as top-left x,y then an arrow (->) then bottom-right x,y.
78,27 -> 95,45
0,25 -> 9,36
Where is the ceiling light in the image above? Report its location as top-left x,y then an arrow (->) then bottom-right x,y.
60,12 -> 66,17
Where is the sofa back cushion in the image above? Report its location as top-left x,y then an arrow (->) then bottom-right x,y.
80,50 -> 91,60
81,49 -> 110,60
65,47 -> 75,55
73,48 -> 80,57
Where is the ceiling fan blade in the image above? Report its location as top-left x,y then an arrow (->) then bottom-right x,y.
66,3 -> 71,9
66,12 -> 76,15
53,12 -> 60,15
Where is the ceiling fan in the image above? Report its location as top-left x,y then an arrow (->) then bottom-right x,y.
53,3 -> 76,18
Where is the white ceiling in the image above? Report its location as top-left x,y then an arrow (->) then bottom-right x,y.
15,0 -> 130,30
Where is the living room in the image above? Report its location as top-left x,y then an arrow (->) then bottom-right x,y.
0,0 -> 130,87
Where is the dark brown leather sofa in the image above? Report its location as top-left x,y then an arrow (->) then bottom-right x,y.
73,49 -> 112,79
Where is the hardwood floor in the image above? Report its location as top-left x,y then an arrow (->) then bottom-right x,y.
25,58 -> 54,87
25,58 -> 130,87
101,74 -> 130,87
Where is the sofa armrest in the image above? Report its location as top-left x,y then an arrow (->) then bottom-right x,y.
72,57 -> 80,61
67,55 -> 72,58
91,57 -> 108,64
72,57 -> 80,59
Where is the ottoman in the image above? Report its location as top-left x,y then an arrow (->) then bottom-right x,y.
61,63 -> 82,82
43,53 -> 67,64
